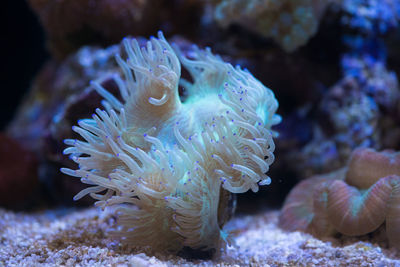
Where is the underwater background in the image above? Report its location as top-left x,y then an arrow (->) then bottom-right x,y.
2,0 -> 400,265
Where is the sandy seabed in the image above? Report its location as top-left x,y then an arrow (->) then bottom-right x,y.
0,207 -> 399,267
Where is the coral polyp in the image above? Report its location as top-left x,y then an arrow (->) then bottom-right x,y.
279,148 -> 400,250
61,32 -> 280,253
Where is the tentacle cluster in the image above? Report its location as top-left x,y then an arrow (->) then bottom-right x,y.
279,148 -> 400,250
62,32 -> 280,252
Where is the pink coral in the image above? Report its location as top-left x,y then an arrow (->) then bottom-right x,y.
280,147 -> 400,250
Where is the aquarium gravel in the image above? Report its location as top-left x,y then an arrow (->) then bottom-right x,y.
0,207 -> 399,266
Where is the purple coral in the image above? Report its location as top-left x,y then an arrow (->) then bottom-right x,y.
290,53 -> 399,177
342,0 -> 400,34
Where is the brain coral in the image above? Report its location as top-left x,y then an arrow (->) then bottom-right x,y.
61,32 -> 280,253
279,147 -> 400,250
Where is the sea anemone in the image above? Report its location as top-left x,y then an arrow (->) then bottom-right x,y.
61,32 -> 280,253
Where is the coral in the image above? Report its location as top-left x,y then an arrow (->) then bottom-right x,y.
212,0 -> 336,52
279,147 -> 400,250
7,43 -> 124,204
342,0 -> 400,35
340,0 -> 400,60
341,55 -> 400,109
346,147 -> 400,188
8,44 -> 122,150
290,54 -> 399,177
61,32 -> 280,253
274,0 -> 400,180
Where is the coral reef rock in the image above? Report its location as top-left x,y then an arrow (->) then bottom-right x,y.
212,0 -> 338,52
7,43 -> 123,204
289,55 -> 400,178
0,133 -> 38,209
28,0 -> 204,58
